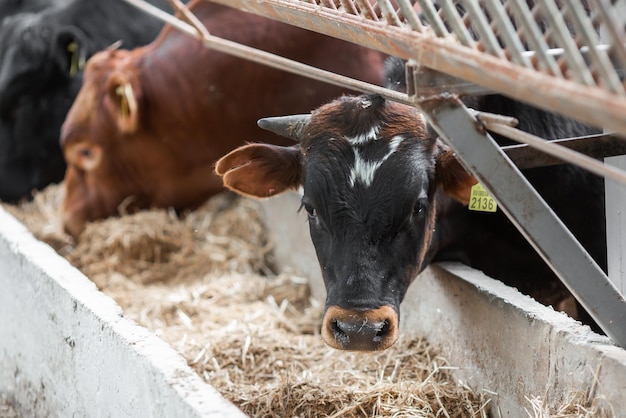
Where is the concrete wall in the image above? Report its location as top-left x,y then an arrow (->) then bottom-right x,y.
0,207 -> 245,418
260,192 -> 626,417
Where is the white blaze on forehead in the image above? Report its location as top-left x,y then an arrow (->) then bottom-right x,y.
345,125 -> 380,146
349,135 -> 406,187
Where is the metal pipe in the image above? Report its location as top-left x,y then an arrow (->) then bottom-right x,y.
119,0 -> 410,104
484,121 -> 626,185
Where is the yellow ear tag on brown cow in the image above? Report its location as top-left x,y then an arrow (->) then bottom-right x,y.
468,183 -> 497,212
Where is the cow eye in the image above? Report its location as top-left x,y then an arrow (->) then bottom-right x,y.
413,201 -> 426,217
303,203 -> 317,219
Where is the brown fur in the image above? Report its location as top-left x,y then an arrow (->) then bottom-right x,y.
61,0 -> 385,238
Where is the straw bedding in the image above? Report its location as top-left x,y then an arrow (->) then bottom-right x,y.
3,184 -> 612,417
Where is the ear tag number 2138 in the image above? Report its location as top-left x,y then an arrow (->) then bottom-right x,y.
468,183 -> 497,213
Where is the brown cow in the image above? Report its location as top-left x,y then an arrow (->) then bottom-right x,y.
60,0 -> 385,238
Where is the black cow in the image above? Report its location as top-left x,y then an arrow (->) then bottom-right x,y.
215,58 -> 605,351
0,0 -> 72,23
0,0 -> 172,202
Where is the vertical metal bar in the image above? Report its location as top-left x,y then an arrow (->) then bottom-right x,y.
483,0 -> 532,67
339,0 -> 358,15
538,0 -> 596,85
567,0 -> 624,94
416,0 -> 450,37
438,0 -> 476,47
378,0 -> 402,26
419,97 -> 626,348
396,0 -> 424,32
595,0 -> 626,76
462,0 -> 506,59
506,0 -> 563,76
355,0 -> 378,21
606,156 -> 626,296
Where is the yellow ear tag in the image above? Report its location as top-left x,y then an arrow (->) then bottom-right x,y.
468,183 -> 497,212
115,85 -> 130,119
67,42 -> 79,77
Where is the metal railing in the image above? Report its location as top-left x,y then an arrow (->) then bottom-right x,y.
206,0 -> 626,136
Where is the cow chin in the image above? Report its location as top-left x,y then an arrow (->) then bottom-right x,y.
321,305 -> 399,351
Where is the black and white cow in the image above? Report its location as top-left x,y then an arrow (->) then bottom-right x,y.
215,59 -> 605,351
0,0 -> 172,202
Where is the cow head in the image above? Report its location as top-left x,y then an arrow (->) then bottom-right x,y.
216,94 -> 477,351
61,47 -> 223,239
60,49 -> 145,238
0,13 -> 87,202
0,14 -> 88,119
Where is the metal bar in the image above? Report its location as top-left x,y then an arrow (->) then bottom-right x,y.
378,0 -> 402,27
483,0 -> 531,67
595,0 -> 626,74
407,62 -> 493,97
354,0 -> 378,21
205,0 -> 626,136
606,156 -> 626,296
538,0 -> 596,86
567,0 -> 624,94
420,97 -> 626,348
396,0 -> 423,32
483,122 -> 626,186
506,0 -> 563,76
339,0 -> 358,15
503,133 -> 626,170
119,0 -> 410,103
462,0 -> 506,59
416,0 -> 449,37
439,0 -> 476,48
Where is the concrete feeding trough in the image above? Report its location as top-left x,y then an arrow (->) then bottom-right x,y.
1,190 -> 625,417
0,206 -> 245,418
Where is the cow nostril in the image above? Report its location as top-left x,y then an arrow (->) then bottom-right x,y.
331,319 -> 350,348
373,319 -> 390,343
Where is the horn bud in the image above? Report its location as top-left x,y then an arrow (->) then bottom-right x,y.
257,114 -> 311,142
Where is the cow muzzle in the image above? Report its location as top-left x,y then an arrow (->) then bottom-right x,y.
321,305 -> 398,351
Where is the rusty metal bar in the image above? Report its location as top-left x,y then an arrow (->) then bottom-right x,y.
203,0 -> 626,136
119,0 -> 411,103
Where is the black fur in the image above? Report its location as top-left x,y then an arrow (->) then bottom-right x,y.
385,56 -> 605,329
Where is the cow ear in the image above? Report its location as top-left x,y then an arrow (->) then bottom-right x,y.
215,143 -> 302,198
434,141 -> 477,204
54,27 -> 87,78
107,74 -> 140,134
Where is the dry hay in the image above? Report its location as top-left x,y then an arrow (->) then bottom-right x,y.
0,395 -> 19,418
1,184 -> 612,417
